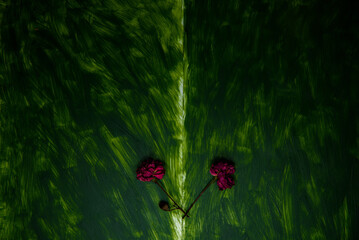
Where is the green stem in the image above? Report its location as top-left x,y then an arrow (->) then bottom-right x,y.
154,180 -> 190,218
182,176 -> 217,219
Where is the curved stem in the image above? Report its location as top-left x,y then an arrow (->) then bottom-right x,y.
154,180 -> 190,218
168,206 -> 180,211
182,176 -> 217,219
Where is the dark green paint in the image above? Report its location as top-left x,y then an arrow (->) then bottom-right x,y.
184,1 -> 358,239
0,0 -> 358,239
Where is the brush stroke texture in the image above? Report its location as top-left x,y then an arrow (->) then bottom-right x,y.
0,0 -> 358,239
184,0 -> 359,239
0,0 -> 184,239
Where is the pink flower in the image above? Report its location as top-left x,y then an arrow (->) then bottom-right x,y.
216,173 -> 235,190
210,161 -> 235,176
136,158 -> 165,182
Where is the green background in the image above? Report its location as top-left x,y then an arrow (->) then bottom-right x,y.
0,0 -> 358,239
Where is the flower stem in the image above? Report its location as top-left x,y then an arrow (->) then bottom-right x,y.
182,176 -> 217,219
169,206 -> 180,211
154,180 -> 190,218
165,206 -> 180,212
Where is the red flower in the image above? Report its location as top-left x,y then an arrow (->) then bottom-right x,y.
216,172 -> 235,190
210,161 -> 235,176
136,158 -> 165,182
181,159 -> 236,218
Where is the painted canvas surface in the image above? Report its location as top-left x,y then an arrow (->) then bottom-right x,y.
0,0 -> 358,239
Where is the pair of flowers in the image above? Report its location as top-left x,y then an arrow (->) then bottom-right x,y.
136,157 -> 235,218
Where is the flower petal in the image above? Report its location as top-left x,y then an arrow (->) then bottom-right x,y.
216,173 -> 235,190
136,158 -> 166,182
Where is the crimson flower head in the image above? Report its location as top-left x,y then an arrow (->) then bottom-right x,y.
216,172 -> 235,190
136,158 -> 165,182
209,159 -> 235,190
210,161 -> 235,176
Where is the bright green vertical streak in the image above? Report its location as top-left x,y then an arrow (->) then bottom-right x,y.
0,0 -> 183,239
1,0 -> 359,239
163,1 -> 187,239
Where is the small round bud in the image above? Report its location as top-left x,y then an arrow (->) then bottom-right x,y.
159,201 -> 170,211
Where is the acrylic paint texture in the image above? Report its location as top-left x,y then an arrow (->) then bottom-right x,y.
0,0 -> 358,239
